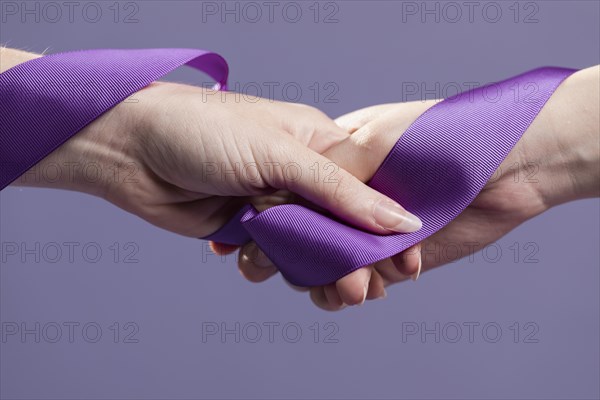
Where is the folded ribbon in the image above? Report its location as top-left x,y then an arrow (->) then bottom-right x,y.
207,67 -> 576,286
0,49 -> 575,286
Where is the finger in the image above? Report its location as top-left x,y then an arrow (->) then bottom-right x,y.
250,190 -> 296,211
365,269 -> 387,300
270,140 -> 422,235
335,265 -> 373,306
303,111 -> 351,153
327,100 -> 436,182
309,286 -> 344,312
209,241 -> 239,256
324,283 -> 345,309
391,243 -> 422,281
374,257 -> 411,286
324,119 -> 409,183
277,102 -> 351,152
334,103 -> 401,133
238,242 -> 278,283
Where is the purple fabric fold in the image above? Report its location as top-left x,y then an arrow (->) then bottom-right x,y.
0,48 -> 575,287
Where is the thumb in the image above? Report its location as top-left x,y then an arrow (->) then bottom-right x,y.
335,103 -> 401,134
268,139 -> 422,235
328,101 -> 435,182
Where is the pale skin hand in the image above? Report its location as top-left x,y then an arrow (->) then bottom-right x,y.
2,48 -> 422,256
4,48 -> 598,310
235,66 -> 600,311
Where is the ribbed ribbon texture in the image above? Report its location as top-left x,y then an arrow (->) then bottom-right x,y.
0,49 -> 575,286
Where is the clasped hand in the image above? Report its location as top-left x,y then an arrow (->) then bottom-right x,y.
19,66 -> 599,311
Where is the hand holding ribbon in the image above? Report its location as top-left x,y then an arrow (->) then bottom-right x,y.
0,47 -> 422,271
226,67 -> 600,310
2,48 -> 598,311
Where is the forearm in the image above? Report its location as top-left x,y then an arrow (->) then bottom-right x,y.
3,48 -> 598,209
0,47 -> 40,72
2,47 -> 135,197
510,66 -> 600,209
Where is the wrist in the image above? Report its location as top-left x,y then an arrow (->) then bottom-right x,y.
443,67 -> 599,224
0,47 -> 41,72
13,87 -> 140,199
518,67 -> 600,210
4,47 -> 134,197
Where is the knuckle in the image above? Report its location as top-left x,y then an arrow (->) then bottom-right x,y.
351,123 -> 382,153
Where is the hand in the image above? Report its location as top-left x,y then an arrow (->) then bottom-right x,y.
231,101 -> 434,306
234,66 -> 599,310
15,79 -> 423,242
312,66 -> 599,310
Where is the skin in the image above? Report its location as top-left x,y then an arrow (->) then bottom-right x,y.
2,47 -> 421,297
233,66 -> 600,310
3,48 -> 424,238
3,48 -> 598,310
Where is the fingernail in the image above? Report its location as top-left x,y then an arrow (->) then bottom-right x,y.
411,253 -> 422,281
373,200 -> 422,233
359,283 -> 368,306
242,243 -> 273,269
376,288 -> 387,300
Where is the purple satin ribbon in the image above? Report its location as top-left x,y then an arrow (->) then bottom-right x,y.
0,49 -> 575,287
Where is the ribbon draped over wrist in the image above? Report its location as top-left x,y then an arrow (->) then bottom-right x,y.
0,48 -> 576,286
0,49 -> 228,189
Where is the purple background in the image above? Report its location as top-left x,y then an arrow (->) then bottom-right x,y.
1,1 -> 599,399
